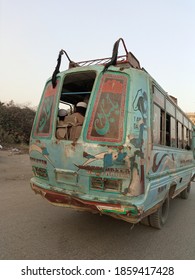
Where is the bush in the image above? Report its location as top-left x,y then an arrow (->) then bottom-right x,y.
0,101 -> 36,145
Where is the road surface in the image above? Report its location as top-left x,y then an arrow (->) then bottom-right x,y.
0,150 -> 195,260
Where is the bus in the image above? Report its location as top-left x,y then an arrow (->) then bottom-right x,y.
29,38 -> 195,229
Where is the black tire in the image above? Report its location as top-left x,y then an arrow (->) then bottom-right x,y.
140,216 -> 150,226
180,184 -> 191,199
149,197 -> 169,229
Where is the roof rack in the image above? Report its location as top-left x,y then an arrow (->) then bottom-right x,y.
52,38 -> 141,88
74,55 -> 127,67
70,38 -> 141,70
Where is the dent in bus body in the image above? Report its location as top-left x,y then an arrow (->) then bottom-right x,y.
29,69 -> 150,221
29,43 -> 195,228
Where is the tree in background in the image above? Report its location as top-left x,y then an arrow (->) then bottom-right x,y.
0,101 -> 36,145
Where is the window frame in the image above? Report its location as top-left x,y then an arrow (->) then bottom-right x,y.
152,84 -> 193,150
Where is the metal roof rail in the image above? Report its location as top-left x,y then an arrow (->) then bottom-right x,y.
70,38 -> 141,70
51,38 -> 142,87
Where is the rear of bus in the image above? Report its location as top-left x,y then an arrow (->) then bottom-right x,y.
29,65 -> 149,223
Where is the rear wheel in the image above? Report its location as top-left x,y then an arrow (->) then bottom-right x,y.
180,184 -> 191,199
140,216 -> 150,226
149,197 -> 169,229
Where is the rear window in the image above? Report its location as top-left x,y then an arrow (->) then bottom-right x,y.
33,79 -> 59,137
86,73 -> 128,143
59,71 -> 96,111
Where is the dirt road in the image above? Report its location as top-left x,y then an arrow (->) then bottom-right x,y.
0,150 -> 195,260
0,150 -> 31,182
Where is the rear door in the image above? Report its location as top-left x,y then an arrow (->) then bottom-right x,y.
84,71 -> 129,145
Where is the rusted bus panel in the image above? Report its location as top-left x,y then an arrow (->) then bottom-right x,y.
142,145 -> 195,211
32,79 -> 61,138
150,148 -> 194,175
29,39 -> 195,228
31,182 -> 142,223
29,65 -> 153,224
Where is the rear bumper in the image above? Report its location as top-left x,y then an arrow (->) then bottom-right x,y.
30,179 -> 142,224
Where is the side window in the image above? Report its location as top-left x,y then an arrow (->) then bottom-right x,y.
153,85 -> 166,146
166,113 -> 171,146
160,109 -> 165,145
153,84 -> 193,150
189,130 -> 192,149
177,121 -> 183,148
153,104 -> 166,145
171,117 -> 176,147
184,126 -> 187,149
153,104 -> 161,144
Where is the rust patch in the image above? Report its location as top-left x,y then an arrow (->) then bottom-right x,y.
31,184 -> 140,223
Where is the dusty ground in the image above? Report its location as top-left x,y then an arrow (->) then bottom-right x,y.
0,149 -> 195,260
0,149 -> 31,182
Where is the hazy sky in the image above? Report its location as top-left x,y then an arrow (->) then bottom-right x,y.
0,0 -> 195,112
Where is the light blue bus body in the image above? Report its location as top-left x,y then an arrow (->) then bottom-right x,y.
29,40 -> 195,228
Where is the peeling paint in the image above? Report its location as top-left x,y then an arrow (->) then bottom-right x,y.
29,56 -> 195,226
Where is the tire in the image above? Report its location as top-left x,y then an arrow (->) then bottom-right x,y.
149,197 -> 169,229
140,216 -> 150,226
180,184 -> 191,199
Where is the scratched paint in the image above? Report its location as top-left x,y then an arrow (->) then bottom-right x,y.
33,79 -> 60,137
29,64 -> 195,224
87,73 -> 127,143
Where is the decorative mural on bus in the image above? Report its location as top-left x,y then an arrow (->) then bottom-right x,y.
124,89 -> 148,196
34,80 -> 59,137
87,74 -> 127,143
78,88 -> 148,196
152,153 -> 175,173
29,143 -> 54,166
152,151 -> 193,174
75,150 -> 129,178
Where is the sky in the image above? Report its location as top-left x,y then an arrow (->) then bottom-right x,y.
0,0 -> 195,112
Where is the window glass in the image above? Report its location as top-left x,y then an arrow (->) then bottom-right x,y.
87,73 -> 128,143
34,80 -> 59,137
153,86 -> 165,108
160,110 -> 165,145
171,117 -> 176,147
183,117 -> 189,128
176,110 -> 183,123
177,122 -> 183,148
189,130 -> 192,148
183,126 -> 190,149
153,104 -> 161,144
166,114 -> 171,146
166,99 -> 175,117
